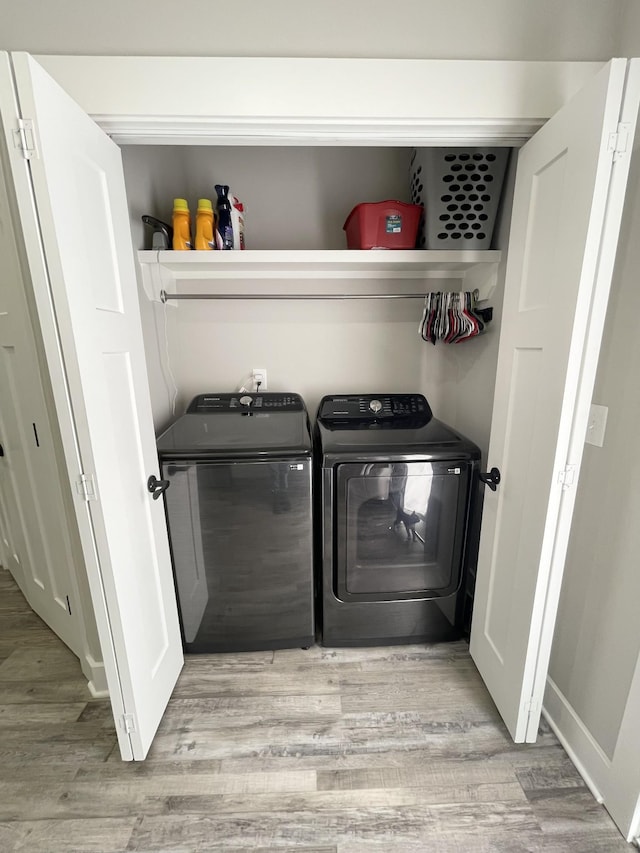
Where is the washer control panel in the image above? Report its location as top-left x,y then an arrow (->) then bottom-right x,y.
187,393 -> 304,412
317,394 -> 431,424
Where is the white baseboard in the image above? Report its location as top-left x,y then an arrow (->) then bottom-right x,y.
81,653 -> 109,698
3,562 -> 109,698
543,675 -> 610,804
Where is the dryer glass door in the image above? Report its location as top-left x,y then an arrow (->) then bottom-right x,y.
335,460 -> 471,602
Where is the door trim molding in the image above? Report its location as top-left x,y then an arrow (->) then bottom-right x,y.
84,117 -> 543,147
33,55 -> 604,147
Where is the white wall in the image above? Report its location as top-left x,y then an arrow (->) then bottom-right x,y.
125,146 -> 413,253
543,7 -> 640,834
548,131 -> 640,756
619,0 -> 640,55
0,0 -> 621,60
123,144 -> 485,429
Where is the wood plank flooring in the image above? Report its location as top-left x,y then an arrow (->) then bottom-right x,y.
0,569 -> 632,852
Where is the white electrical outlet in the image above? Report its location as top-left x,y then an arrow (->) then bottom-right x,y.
252,368 -> 267,391
586,403 -> 608,447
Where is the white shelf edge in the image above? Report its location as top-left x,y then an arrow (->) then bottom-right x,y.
138,248 -> 501,269
137,249 -> 502,303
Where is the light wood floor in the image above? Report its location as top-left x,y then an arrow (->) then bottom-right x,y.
0,569 -> 632,852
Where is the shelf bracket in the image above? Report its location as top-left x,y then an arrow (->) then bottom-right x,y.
139,253 -> 177,305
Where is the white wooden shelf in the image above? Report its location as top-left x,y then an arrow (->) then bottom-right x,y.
137,249 -> 502,303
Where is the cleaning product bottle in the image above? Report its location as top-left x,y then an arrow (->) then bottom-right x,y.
230,194 -> 246,250
194,198 -> 215,250
172,198 -> 192,250
215,184 -> 234,250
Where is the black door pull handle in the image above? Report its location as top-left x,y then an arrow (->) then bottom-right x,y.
147,474 -> 170,500
0,444 -> 4,457
479,467 -> 501,492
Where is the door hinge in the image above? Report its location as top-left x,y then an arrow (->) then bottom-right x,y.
557,464 -> 576,490
121,713 -> 136,735
13,118 -> 37,160
76,472 -> 97,502
607,123 -> 630,161
524,697 -> 540,717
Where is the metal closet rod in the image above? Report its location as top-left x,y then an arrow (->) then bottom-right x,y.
160,290 -> 429,302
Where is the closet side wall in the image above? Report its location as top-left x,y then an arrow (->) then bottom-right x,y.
542,10 -> 640,828
546,115 -> 640,767
122,149 -> 175,431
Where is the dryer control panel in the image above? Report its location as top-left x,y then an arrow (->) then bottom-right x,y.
317,394 -> 432,425
187,393 -> 305,412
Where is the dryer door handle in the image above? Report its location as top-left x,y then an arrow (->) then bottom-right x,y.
479,467 -> 501,492
147,474 -> 170,500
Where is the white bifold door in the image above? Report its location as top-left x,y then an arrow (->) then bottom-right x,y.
0,52 -> 183,760
470,59 -> 640,742
0,50 -> 637,761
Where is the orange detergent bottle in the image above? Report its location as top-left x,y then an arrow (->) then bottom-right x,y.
194,198 -> 215,250
172,198 -> 192,250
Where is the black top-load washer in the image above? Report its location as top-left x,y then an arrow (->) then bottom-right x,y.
315,393 -> 481,647
157,392 -> 315,653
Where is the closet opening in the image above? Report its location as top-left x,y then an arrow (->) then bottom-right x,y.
120,143 -> 517,453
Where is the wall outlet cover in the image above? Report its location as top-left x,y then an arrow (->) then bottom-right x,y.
252,368 -> 267,391
586,403 -> 608,447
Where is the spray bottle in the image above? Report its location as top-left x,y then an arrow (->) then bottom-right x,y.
215,185 -> 234,250
230,194 -> 246,250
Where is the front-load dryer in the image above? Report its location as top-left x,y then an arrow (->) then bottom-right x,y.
315,393 -> 481,647
157,392 -> 315,653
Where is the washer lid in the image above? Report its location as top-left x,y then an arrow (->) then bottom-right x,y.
157,394 -> 311,458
